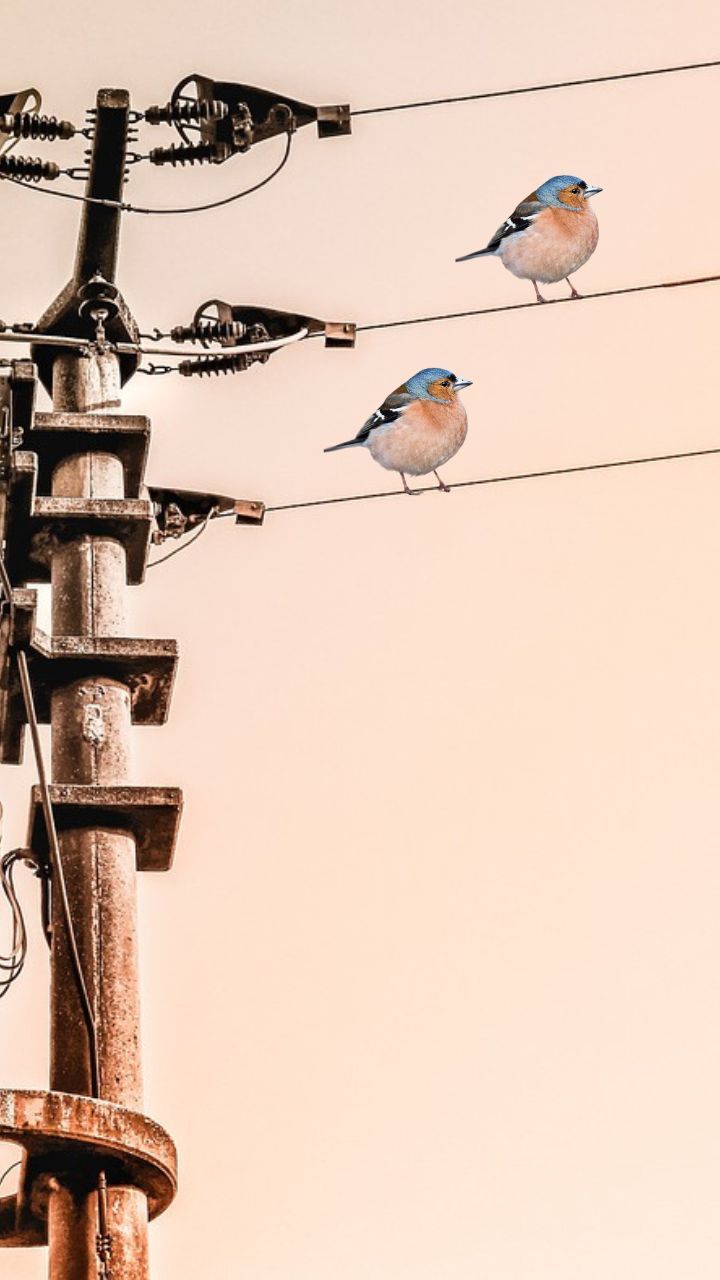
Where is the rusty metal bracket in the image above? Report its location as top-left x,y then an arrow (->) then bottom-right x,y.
6,361 -> 37,442
316,104 -> 352,137
0,364 -> 38,552
0,589 -> 178,763
29,411 -> 150,498
0,1089 -> 177,1249
3,448 -> 154,584
324,321 -> 357,348
233,498 -> 266,525
27,784 -> 182,873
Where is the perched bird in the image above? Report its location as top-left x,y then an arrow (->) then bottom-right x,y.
324,368 -> 472,494
456,175 -> 602,302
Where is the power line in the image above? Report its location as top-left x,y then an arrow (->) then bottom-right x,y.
0,132 -> 292,215
350,57 -> 720,117
0,274 -> 718,371
254,446 -> 720,515
353,274 -> 720,334
154,445 -> 720,568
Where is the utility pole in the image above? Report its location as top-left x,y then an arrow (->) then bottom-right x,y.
0,76 -> 350,1279
0,89 -> 179,1278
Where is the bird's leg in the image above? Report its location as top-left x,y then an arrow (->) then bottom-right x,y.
532,280 -> 547,303
433,470 -> 451,492
400,472 -> 422,496
565,277 -> 582,299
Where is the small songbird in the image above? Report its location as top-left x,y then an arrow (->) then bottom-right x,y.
324,368 -> 472,494
456,175 -> 602,302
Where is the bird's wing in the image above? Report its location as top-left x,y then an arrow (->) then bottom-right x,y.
485,197 -> 544,251
353,390 -> 415,443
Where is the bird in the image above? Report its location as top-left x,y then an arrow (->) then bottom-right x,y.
324,368 -> 472,495
456,175 -> 602,302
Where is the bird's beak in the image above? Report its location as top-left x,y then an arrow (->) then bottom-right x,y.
454,377 -> 473,390
584,185 -> 603,197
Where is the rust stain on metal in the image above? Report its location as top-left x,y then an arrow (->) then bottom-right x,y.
0,1087 -> 177,1248
81,702 -> 105,746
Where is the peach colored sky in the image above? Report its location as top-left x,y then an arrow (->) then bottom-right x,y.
3,2 -> 720,1277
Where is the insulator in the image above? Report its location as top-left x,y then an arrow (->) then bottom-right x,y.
145,98 -> 228,126
178,351 -> 271,378
149,141 -> 229,167
169,319 -> 247,346
0,154 -> 60,182
0,111 -> 75,141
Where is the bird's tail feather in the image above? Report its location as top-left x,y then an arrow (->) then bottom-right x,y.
455,248 -> 493,262
324,439 -> 360,453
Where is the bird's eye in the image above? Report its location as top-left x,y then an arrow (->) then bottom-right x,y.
571,186 -> 581,194
441,379 -> 451,387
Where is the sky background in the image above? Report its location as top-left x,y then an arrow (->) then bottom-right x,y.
2,1 -> 720,1276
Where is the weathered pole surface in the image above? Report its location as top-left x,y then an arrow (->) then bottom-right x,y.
47,350 -> 149,1279
0,85 -> 180,1272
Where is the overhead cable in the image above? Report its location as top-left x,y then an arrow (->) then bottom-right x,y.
350,57 -> 720,117
353,274 -> 720,334
258,446 -> 720,515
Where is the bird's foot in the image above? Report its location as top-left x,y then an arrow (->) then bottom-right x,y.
400,473 -> 422,496
566,278 -> 582,299
433,470 -> 451,492
532,281 -> 548,303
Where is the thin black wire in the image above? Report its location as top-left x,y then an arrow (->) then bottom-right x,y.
13,645 -> 100,1097
126,132 -> 292,215
352,274 -> 720,334
0,132 -> 292,216
350,57 -> 720,116
0,1159 -> 21,1193
0,852 -> 28,999
146,510 -> 215,567
248,446 -> 720,515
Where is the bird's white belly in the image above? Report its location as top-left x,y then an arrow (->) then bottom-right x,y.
500,209 -> 599,283
367,405 -> 468,476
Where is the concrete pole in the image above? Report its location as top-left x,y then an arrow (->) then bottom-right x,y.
46,350 -> 149,1280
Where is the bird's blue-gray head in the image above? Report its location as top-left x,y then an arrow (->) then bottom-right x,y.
533,175 -> 603,210
403,368 -> 473,403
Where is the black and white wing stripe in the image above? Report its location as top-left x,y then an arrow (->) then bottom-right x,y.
485,197 -> 543,253
324,392 -> 414,453
354,397 -> 411,444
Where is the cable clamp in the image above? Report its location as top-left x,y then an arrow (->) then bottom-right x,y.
137,362 -> 176,376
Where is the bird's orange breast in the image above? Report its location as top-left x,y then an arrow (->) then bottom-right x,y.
367,398 -> 468,476
499,203 -> 598,284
